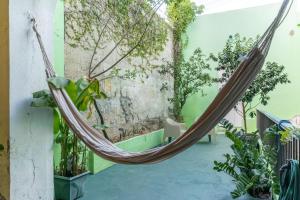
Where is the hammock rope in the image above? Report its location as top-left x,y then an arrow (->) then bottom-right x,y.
32,0 -> 290,164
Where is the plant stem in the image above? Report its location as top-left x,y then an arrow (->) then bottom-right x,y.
172,30 -> 183,121
93,100 -> 110,140
90,1 -> 164,79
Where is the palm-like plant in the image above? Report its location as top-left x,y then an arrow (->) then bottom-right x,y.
32,77 -> 107,177
214,119 -> 279,199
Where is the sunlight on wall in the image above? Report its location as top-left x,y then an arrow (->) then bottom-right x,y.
158,0 -> 282,18
182,2 -> 300,131
195,0 -> 281,14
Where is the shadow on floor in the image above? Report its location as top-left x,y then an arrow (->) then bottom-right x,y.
80,134 -> 240,200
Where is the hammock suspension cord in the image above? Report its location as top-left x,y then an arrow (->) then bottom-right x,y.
31,0 -> 291,164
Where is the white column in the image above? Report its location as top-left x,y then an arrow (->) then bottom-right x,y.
9,1 -> 57,199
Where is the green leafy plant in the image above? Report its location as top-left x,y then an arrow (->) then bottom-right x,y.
32,77 -> 107,177
263,124 -> 294,146
214,119 -> 279,199
166,0 -> 204,120
159,48 -> 213,112
211,34 -> 290,132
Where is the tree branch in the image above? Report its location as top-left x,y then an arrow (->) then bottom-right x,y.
93,100 -> 110,141
88,16 -> 112,78
89,1 -> 150,74
91,1 -> 164,79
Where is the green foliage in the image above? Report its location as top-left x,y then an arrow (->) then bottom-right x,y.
166,0 -> 204,120
65,0 -> 168,79
32,77 -> 107,177
211,34 -> 290,131
159,48 -> 213,112
167,0 -> 204,40
31,90 -> 56,108
214,119 -> 279,199
263,125 -> 293,145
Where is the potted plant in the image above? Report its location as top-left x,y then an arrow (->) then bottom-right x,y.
213,119 -> 279,199
32,77 -> 107,200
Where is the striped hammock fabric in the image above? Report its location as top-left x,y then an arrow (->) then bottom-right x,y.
32,0 -> 290,164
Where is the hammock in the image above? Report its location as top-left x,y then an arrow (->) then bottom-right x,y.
32,0 -> 290,164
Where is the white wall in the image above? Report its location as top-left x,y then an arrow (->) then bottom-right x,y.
9,1 -> 57,199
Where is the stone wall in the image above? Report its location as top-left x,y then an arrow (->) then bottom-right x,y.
65,26 -> 174,141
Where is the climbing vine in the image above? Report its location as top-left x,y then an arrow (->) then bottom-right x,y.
166,0 -> 204,120
159,48 -> 213,113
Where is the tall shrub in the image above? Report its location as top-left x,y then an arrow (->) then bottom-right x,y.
166,0 -> 204,120
211,34 -> 290,132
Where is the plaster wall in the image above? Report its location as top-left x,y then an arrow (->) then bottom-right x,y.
65,26 -> 174,141
182,3 -> 300,129
9,1 -> 58,199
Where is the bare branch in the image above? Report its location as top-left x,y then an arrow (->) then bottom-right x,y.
91,1 -> 164,79
90,0 -> 164,75
88,16 -> 112,78
93,100 -> 110,141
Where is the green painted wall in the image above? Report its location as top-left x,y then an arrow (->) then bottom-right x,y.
89,130 -> 164,174
53,0 -> 64,168
54,0 -> 64,76
182,3 -> 300,130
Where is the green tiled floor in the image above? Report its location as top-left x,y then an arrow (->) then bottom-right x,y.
80,135 -> 241,200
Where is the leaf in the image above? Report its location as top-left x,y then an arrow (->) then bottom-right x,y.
31,91 -> 56,108
76,79 -> 107,111
48,77 -> 70,89
76,78 -> 90,94
53,108 -> 61,134
78,96 -> 91,111
55,135 -> 63,144
65,80 -> 78,103
32,89 -> 51,98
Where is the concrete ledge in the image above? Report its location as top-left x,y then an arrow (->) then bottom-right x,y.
88,129 -> 164,174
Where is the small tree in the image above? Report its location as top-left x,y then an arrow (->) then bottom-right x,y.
211,34 -> 290,132
65,0 -> 170,138
166,0 -> 204,120
159,48 -> 213,113
65,0 -> 168,80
